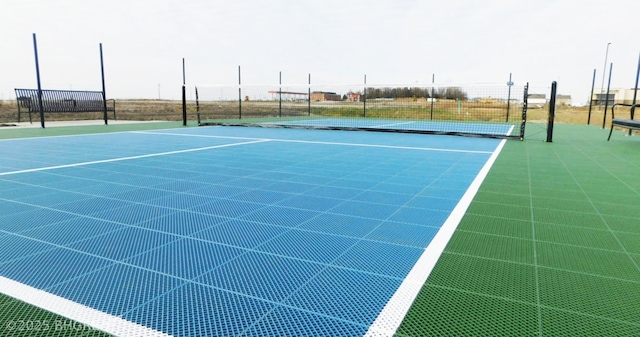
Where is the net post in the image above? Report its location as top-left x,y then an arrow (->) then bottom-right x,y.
520,83 -> 528,140
546,81 -> 557,143
587,69 -> 596,125
32,33 -> 45,128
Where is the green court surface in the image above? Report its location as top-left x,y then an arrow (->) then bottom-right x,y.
397,124 -> 640,336
1,122 -> 639,336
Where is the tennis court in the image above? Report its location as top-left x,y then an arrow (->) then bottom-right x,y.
0,124 -> 504,336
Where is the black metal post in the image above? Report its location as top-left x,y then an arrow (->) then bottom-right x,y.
363,74 -> 367,118
307,73 -> 311,116
520,83 -> 528,141
238,65 -> 242,119
182,58 -> 187,126
100,43 -> 108,125
195,87 -> 200,126
279,71 -> 282,118
546,81 -> 557,142
602,63 -> 613,129
587,68 -> 596,125
32,33 -> 45,128
506,73 -> 513,122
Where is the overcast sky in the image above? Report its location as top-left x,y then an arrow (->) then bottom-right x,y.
1,0 -> 639,104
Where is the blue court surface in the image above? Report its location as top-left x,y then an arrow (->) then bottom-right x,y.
0,126 -> 503,336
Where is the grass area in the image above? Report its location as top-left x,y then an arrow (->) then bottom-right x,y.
1,98 -> 628,129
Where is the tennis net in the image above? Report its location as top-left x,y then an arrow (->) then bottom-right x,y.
196,83 -> 528,140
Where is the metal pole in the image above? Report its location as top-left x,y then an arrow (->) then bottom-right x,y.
506,73 -> 513,122
279,71 -> 282,118
631,51 -> 640,120
32,33 -> 45,128
363,74 -> 367,118
100,43 -> 108,125
587,68 -> 596,124
430,73 -> 435,120
181,58 -> 187,126
307,73 -> 311,116
600,42 -> 611,106
238,65 -> 242,119
546,81 -> 557,142
602,62 -> 613,129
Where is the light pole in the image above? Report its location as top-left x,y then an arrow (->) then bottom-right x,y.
600,42 -> 611,105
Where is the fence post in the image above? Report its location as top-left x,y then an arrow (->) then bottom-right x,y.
363,74 -> 367,118
601,63 -> 613,129
182,58 -> 187,126
546,81 -> 557,142
307,74 -> 311,116
238,65 -> 242,119
587,69 -> 596,125
32,33 -> 45,128
100,43 -> 108,125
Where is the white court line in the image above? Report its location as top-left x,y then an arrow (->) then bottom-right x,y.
133,131 -> 494,154
364,139 -> 507,337
0,139 -> 269,176
0,276 -> 170,337
376,121 -> 416,128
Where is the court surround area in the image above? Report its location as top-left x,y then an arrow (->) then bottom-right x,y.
0,121 -> 639,337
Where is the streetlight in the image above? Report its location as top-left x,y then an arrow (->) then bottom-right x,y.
600,42 -> 611,105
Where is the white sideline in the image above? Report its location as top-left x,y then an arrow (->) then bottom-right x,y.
0,276 -> 170,337
0,139 -> 269,176
364,139 -> 507,337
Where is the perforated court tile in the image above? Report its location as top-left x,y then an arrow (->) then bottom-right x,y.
67,227 -> 179,261
126,238 -> 245,280
135,210 -> 226,235
0,208 -> 78,232
192,219 -> 289,249
47,263 -> 182,317
0,235 -> 57,264
333,240 -> 423,278
284,266 -> 401,325
18,217 -> 125,246
0,248 -> 111,289
365,221 -> 440,248
298,213 -> 382,238
244,305 -> 367,337
196,252 -> 325,302
255,229 -> 358,263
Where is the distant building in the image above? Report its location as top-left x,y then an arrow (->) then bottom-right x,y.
556,95 -> 572,106
591,88 -> 639,105
310,91 -> 341,101
528,94 -> 546,108
346,93 -> 361,102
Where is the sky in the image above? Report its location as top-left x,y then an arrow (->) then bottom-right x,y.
1,0 -> 639,104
